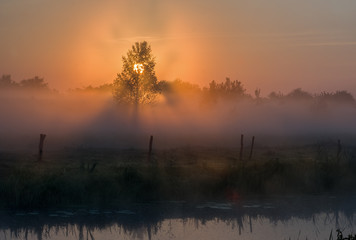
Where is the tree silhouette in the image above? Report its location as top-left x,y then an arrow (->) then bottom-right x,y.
0,75 -> 18,89
20,76 -> 49,90
113,41 -> 159,106
286,88 -> 313,101
203,78 -> 246,104
316,90 -> 355,105
268,91 -> 284,103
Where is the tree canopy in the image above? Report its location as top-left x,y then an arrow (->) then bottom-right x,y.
202,78 -> 247,104
20,76 -> 48,90
0,74 -> 50,91
0,75 -> 18,89
113,41 -> 159,106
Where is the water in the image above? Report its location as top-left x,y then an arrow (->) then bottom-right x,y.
1,196 -> 355,240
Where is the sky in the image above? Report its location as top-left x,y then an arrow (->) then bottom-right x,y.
1,0 -> 356,95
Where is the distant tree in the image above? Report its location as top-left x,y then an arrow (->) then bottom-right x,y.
157,79 -> 201,95
254,88 -> 261,99
316,91 -> 355,105
0,75 -> 18,89
113,41 -> 159,106
268,91 -> 284,101
72,83 -> 113,93
20,76 -> 49,90
96,83 -> 113,92
254,88 -> 262,103
218,77 -> 245,98
204,77 -> 246,104
170,79 -> 201,93
333,91 -> 355,103
158,79 -> 202,105
286,88 -> 313,101
156,80 -> 171,93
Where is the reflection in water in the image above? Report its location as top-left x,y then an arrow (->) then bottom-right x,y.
1,196 -> 355,240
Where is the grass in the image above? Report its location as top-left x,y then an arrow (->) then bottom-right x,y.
330,229 -> 356,240
1,143 -> 356,209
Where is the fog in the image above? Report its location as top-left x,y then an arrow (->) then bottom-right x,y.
1,89 -> 356,151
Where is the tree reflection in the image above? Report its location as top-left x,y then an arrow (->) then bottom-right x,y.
0,196 -> 356,240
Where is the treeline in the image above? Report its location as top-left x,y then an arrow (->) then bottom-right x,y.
0,74 -> 50,91
1,74 -> 355,106
69,83 -> 112,93
158,78 -> 356,107
267,88 -> 355,105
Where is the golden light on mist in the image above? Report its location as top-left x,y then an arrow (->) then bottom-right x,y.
134,63 -> 144,74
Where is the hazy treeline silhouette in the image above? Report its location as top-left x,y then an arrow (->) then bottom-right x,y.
161,78 -> 355,107
69,83 -> 112,93
0,75 -> 51,91
268,88 -> 355,106
65,78 -> 356,108
1,73 -> 355,108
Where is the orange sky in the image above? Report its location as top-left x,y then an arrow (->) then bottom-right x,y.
1,0 -> 356,95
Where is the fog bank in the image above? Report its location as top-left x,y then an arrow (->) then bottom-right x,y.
1,90 -> 356,151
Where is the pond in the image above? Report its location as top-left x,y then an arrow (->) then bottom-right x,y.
1,196 -> 355,240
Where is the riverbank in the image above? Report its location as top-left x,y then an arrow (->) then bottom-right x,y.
1,145 -> 356,209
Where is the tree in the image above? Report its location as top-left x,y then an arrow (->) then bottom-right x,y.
286,88 -> 313,101
113,41 -> 159,106
203,77 -> 246,104
0,75 -> 18,89
268,91 -> 284,101
20,76 -> 49,90
316,90 -> 355,105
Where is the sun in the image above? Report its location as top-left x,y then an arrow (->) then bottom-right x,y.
133,63 -> 144,74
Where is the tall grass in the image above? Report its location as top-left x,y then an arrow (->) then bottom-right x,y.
0,143 -> 356,209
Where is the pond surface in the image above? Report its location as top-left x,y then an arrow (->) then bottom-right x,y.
1,196 -> 355,240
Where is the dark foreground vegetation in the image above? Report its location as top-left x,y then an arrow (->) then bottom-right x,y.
336,229 -> 356,240
1,143 -> 356,209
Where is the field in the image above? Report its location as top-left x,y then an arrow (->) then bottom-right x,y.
1,141 -> 356,209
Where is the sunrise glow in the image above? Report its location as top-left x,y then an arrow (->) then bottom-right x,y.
133,63 -> 144,74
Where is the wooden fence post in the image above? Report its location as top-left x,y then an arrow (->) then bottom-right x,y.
38,133 -> 46,161
249,136 -> 255,161
239,134 -> 244,161
148,135 -> 153,162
